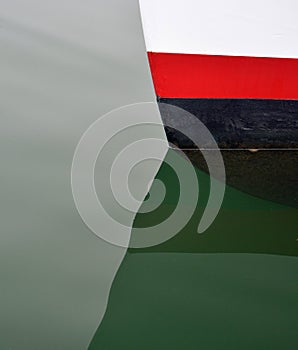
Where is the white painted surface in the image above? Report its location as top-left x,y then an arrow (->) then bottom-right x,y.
0,1 -> 157,349
139,0 -> 298,58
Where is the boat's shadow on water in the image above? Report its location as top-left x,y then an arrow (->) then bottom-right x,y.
89,150 -> 298,349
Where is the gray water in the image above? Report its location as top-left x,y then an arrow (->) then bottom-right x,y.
0,1 -> 153,348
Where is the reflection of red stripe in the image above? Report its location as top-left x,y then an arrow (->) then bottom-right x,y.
148,52 -> 298,99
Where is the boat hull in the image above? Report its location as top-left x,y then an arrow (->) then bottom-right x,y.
139,0 -> 298,206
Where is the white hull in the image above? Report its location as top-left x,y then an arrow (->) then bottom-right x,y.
139,0 -> 298,58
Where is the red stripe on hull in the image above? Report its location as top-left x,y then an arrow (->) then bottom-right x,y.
148,52 -> 298,99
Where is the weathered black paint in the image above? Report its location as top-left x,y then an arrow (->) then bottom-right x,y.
158,97 -> 298,149
158,98 -> 298,206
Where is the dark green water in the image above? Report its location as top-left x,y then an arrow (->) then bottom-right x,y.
89,149 -> 298,349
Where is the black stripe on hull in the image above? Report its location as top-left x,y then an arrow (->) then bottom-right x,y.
158,98 -> 298,149
158,98 -> 298,207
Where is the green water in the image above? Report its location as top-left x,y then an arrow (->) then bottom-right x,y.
89,150 -> 298,349
90,253 -> 297,350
